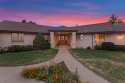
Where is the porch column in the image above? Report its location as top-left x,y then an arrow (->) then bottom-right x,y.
50,32 -> 55,48
72,32 -> 76,48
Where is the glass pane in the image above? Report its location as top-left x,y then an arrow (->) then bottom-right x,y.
12,33 -> 18,42
19,33 -> 24,42
95,34 -> 99,42
59,36 -> 60,40
44,35 -> 49,40
65,36 -> 68,40
100,34 -> 104,42
61,36 -> 64,40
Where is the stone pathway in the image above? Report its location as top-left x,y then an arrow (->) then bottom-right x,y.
0,48 -> 110,83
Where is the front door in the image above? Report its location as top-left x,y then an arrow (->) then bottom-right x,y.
58,36 -> 68,45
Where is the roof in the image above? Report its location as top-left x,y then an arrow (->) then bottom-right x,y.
0,21 -> 53,34
0,20 -> 125,34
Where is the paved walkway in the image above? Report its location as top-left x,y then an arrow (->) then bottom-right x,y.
0,48 -> 110,83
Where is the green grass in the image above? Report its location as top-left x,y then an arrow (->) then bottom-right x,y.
0,49 -> 58,66
69,49 -> 125,83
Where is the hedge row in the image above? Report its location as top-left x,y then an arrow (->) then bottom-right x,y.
94,42 -> 125,51
0,45 -> 33,54
7,45 -> 33,53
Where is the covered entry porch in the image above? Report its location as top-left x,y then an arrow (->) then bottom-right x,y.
49,31 -> 77,48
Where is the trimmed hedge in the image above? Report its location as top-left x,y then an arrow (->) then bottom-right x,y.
0,47 -> 6,54
115,45 -> 125,51
44,42 -> 51,49
101,42 -> 115,51
7,45 -> 33,53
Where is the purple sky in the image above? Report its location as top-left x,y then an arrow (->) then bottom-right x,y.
0,0 -> 125,26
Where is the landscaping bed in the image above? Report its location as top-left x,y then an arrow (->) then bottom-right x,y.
0,49 -> 58,66
21,62 -> 81,83
69,49 -> 125,83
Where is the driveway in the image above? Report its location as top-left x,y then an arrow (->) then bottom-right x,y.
0,48 -> 110,83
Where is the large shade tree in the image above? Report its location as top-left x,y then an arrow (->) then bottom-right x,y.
108,13 -> 123,24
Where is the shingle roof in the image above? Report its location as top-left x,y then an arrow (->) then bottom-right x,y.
0,20 -> 125,34
0,20 -> 53,34
75,23 -> 116,33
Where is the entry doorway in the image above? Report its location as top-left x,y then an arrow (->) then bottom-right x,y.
58,35 -> 68,45
54,32 -> 72,47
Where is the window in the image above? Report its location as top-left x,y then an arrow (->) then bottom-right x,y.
12,33 -> 24,42
44,35 -> 50,42
95,34 -> 104,42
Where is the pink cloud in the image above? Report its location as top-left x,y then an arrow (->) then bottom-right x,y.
0,8 -> 124,26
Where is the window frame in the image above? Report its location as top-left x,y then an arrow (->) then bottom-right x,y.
11,33 -> 24,42
95,33 -> 105,42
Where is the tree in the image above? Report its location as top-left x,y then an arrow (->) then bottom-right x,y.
21,19 -> 26,23
33,33 -> 46,50
28,21 -> 36,24
108,13 -> 123,24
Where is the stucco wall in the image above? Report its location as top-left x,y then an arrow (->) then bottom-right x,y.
76,33 -> 125,49
0,32 -> 36,48
105,33 -> 125,45
76,34 -> 92,48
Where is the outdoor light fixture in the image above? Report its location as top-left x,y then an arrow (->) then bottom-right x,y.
118,34 -> 123,39
80,34 -> 84,40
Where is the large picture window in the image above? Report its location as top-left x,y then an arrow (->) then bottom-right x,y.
95,34 -> 104,42
12,33 -> 24,42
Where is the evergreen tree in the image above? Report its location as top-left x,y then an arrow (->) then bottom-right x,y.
33,33 -> 46,50
108,13 -> 123,24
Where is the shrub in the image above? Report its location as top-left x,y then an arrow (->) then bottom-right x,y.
86,46 -> 91,49
94,45 -> 101,50
101,42 -> 115,51
7,45 -> 33,53
33,33 -> 46,50
115,45 -> 125,51
44,42 -> 51,49
7,45 -> 22,52
0,47 -> 6,54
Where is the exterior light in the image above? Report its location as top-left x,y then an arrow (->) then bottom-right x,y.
80,34 -> 84,40
118,34 -> 123,39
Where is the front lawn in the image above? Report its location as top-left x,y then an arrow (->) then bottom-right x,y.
0,49 -> 58,66
69,49 -> 125,83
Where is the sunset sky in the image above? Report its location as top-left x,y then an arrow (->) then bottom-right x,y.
0,0 -> 125,26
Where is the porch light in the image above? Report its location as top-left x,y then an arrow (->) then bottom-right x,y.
118,34 -> 123,39
80,34 -> 84,40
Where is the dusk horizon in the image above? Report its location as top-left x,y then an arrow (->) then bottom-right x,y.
0,0 -> 125,26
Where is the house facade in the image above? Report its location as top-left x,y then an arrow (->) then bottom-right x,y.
0,20 -> 125,49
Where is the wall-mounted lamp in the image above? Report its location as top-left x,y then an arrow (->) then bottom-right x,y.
80,34 -> 84,40
118,34 -> 123,39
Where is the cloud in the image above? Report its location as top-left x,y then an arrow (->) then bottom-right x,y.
0,8 -> 124,26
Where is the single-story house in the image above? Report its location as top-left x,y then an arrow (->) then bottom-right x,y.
0,20 -> 125,49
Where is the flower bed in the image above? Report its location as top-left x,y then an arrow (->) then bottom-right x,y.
21,63 -> 81,83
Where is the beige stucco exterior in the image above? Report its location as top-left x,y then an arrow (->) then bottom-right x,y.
76,33 -> 125,49
0,32 -> 125,48
0,32 -> 36,48
76,34 -> 93,48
